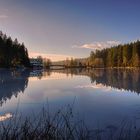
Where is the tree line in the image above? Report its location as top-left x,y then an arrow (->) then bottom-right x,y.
0,31 -> 30,68
64,58 -> 88,68
62,40 -> 140,68
88,40 -> 140,68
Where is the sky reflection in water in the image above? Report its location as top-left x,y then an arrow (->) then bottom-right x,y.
0,69 -> 140,128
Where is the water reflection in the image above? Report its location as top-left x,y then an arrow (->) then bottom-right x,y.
0,113 -> 12,121
50,68 -> 140,94
89,69 -> 140,94
0,68 -> 140,108
0,70 -> 30,106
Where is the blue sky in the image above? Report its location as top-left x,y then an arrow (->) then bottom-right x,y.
0,0 -> 140,61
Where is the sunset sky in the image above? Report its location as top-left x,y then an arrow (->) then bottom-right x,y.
0,0 -> 140,61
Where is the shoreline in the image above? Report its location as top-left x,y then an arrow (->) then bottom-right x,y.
0,66 -> 140,71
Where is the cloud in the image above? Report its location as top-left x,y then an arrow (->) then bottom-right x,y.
75,83 -> 121,92
73,43 -> 103,50
75,83 -> 109,89
0,113 -> 12,121
0,14 -> 8,19
72,40 -> 120,51
29,52 -> 75,61
107,41 -> 120,45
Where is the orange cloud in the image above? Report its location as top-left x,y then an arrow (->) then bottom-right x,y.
0,14 -> 8,19
72,40 -> 120,50
29,52 -> 75,62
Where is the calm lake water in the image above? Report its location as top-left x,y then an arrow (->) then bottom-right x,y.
0,68 -> 140,128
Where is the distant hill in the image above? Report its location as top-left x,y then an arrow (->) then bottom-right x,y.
0,31 -> 30,68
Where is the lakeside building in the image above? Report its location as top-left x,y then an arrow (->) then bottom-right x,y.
30,58 -> 43,68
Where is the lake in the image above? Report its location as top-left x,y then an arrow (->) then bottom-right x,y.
0,68 -> 140,129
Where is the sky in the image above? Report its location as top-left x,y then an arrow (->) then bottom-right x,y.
0,0 -> 140,61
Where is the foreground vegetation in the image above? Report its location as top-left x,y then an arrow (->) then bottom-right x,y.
0,31 -> 30,68
1,105 -> 140,140
1,106 -> 90,140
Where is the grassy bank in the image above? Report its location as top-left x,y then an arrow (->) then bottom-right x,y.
0,106 -> 140,140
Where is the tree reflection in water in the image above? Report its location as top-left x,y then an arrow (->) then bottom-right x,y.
0,70 -> 30,106
51,68 -> 140,94
0,68 -> 140,107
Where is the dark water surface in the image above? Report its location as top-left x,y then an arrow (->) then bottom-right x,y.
0,68 -> 140,128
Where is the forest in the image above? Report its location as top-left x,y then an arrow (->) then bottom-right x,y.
0,30 -> 140,69
63,41 -> 140,68
0,31 -> 30,68
88,40 -> 140,68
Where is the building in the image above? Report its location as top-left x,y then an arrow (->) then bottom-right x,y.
30,58 -> 43,68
